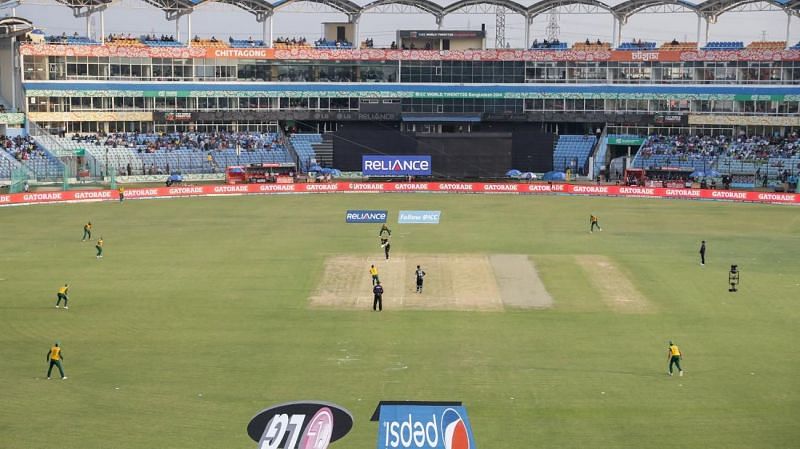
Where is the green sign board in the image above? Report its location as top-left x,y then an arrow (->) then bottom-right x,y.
143,90 -> 191,98
733,94 -> 784,102
608,137 -> 645,146
74,148 -> 85,156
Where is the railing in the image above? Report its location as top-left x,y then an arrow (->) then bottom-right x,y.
279,128 -> 302,172
592,127 -> 609,179
28,121 -> 103,180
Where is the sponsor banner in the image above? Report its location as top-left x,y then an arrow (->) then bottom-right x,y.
363,156 -> 432,177
688,114 -> 800,127
28,111 -> 153,122
20,43 -> 800,62
0,113 -> 26,125
346,210 -> 388,223
436,183 -> 474,193
398,210 -> 441,224
608,137 -> 645,146
247,401 -> 353,449
1,183 -> 799,207
374,402 -> 476,449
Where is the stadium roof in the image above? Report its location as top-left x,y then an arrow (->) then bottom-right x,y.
3,0 -> 798,20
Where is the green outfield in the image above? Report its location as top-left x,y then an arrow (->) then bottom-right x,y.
1,193 -> 799,449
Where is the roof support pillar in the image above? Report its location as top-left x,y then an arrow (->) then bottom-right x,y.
175,16 -> 180,41
786,11 -> 792,47
100,9 -> 105,44
256,11 -> 274,47
348,13 -> 360,47
611,15 -> 616,47
72,4 -> 107,18
705,16 -> 711,45
86,14 -> 91,39
524,13 -> 531,48
695,13 -> 701,45
617,17 -> 623,47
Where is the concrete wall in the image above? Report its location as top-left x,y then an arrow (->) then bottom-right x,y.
0,38 -> 23,112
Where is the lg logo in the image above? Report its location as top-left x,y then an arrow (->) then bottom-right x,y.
247,402 -> 353,449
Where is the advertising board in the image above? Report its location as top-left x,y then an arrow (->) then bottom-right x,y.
362,156 -> 432,177
398,210 -> 441,224
346,210 -> 389,223
372,402 -> 476,449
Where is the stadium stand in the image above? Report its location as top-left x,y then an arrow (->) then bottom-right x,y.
617,41 -> 657,50
553,135 -> 597,173
315,38 -> 353,49
106,35 -> 145,47
191,36 -> 228,48
45,33 -> 99,45
274,37 -> 311,48
41,133 -> 295,175
289,133 -> 322,172
2,136 -> 64,179
231,37 -> 268,48
632,135 -> 722,171
746,41 -> 786,50
143,38 -> 183,47
660,41 -> 698,50
716,135 -> 800,183
630,134 -> 800,183
530,39 -> 568,50
702,41 -> 744,50
792,41 -> 800,50
572,40 -> 611,51
0,140 -> 31,179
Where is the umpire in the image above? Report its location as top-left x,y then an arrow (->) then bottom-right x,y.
415,265 -> 426,293
699,240 -> 706,266
383,240 -> 391,260
373,281 -> 384,312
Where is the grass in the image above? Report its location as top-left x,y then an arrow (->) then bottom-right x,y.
1,193 -> 799,449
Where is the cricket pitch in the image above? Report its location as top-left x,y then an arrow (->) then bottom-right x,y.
309,254 -> 553,311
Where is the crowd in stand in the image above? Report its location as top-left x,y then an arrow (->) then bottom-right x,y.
641,134 -> 800,161
143,34 -> 177,42
193,35 -> 220,43
639,134 -> 729,161
530,38 -> 564,49
45,32 -> 82,44
72,131 -> 287,153
107,33 -> 138,42
1,135 -> 48,161
276,37 -> 309,46
314,38 -> 352,48
722,134 -> 799,160
624,39 -> 654,49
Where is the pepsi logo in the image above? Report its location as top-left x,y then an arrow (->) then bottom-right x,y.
375,403 -> 476,449
440,408 -> 470,449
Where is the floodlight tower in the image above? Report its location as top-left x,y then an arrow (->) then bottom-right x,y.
495,6 -> 506,48
546,8 -> 560,42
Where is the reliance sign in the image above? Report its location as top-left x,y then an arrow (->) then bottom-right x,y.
363,156 -> 432,176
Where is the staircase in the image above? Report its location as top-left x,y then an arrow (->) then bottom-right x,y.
0,150 -> 33,180
278,127 -> 301,169
312,135 -> 334,168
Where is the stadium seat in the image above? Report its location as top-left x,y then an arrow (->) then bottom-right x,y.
289,133 -> 323,172
702,41 -> 744,51
553,135 -> 597,173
